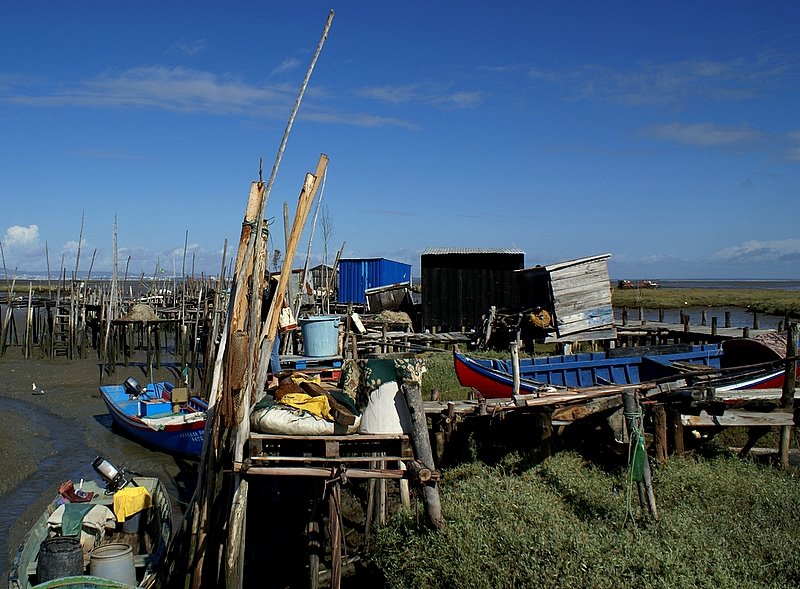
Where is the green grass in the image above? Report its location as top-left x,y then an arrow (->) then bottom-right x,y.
612,288 -> 800,318
368,452 -> 800,589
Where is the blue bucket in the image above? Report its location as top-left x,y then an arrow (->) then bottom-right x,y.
300,315 -> 340,357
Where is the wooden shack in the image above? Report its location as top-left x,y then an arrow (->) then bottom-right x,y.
421,248 -> 524,332
516,253 -> 614,339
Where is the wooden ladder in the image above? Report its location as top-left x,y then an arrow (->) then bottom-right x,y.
51,306 -> 72,358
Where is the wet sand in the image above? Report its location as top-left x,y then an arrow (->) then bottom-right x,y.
0,349 -> 197,585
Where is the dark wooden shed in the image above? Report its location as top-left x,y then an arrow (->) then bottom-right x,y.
516,253 -> 614,339
421,248 -> 525,331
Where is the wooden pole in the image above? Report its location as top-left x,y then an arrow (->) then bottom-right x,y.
401,382 -> 444,530
622,389 -> 658,519
652,404 -> 668,464
780,322 -> 797,409
510,341 -> 520,396
24,282 -> 33,358
779,322 -> 797,469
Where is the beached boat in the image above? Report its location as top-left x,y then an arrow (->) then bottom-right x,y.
454,339 -> 795,398
8,459 -> 173,589
99,378 -> 207,456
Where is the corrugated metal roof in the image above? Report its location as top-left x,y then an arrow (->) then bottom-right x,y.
421,247 -> 525,256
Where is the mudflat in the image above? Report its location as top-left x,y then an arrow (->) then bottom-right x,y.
0,349 -> 197,580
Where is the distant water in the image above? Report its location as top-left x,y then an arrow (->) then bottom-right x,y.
638,279 -> 800,290
612,279 -> 798,328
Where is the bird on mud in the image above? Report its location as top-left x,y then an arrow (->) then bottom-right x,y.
31,382 -> 44,395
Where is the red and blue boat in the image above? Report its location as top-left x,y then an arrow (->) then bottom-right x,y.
99,378 -> 207,456
454,337 -> 797,399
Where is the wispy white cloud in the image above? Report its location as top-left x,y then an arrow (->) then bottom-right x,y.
1,66 -> 418,129
303,109 -> 417,129
711,239 -> 800,263
643,122 -> 800,160
271,58 -> 301,76
356,82 -> 483,109
5,66 -> 296,116
643,122 -> 766,148
525,51 -> 795,109
172,40 -> 207,56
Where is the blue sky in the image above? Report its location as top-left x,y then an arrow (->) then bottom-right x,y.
1,1 -> 799,280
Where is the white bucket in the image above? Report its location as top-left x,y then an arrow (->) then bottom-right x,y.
89,542 -> 137,586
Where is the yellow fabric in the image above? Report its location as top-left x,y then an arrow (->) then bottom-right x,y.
290,373 -> 322,385
278,392 -> 332,420
113,486 -> 152,522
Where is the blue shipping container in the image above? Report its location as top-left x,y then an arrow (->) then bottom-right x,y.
338,258 -> 412,304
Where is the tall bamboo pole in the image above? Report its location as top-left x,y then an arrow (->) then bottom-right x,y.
73,211 -> 84,282
296,167 -> 327,319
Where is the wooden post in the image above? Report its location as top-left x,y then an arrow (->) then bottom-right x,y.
622,307 -> 628,326
701,310 -> 706,326
779,322 -> 797,469
780,322 -> 797,409
154,324 -> 161,369
510,341 -> 520,396
622,390 -> 658,519
724,311 -> 731,328
658,307 -> 664,322
401,382 -> 444,530
743,326 -> 750,338
752,311 -> 760,330
669,409 -> 685,455
638,307 -> 644,323
652,404 -> 668,464
24,282 -> 33,359
329,481 -> 342,589
536,410 -> 553,459
711,316 -> 717,336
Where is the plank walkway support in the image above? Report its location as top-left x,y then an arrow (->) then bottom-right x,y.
652,404 -> 668,465
401,382 -> 444,530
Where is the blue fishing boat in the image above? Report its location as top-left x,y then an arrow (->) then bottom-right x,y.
454,343 -> 726,398
99,378 -> 207,456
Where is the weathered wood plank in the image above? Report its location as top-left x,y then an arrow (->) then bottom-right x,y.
682,410 -> 796,427
241,466 -> 406,479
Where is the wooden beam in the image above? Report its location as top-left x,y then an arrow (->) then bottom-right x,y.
241,466 -> 406,479
682,410 -> 796,427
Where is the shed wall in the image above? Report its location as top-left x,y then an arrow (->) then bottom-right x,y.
421,252 -> 524,330
338,258 -> 412,304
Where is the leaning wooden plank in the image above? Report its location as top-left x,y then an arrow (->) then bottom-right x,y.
682,410 -> 796,427
225,479 -> 248,589
552,395 -> 623,422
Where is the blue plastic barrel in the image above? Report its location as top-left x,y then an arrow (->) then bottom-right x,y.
300,315 -> 340,357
